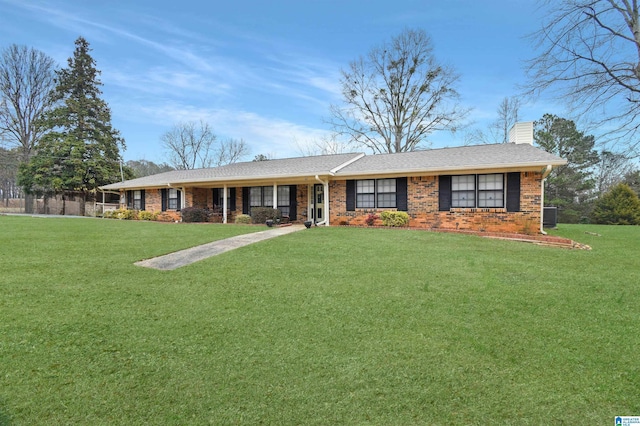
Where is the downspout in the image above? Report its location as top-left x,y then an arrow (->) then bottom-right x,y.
314,175 -> 329,226
540,165 -> 553,235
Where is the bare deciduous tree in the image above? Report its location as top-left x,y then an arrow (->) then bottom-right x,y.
495,96 -> 521,143
595,150 -> 634,193
466,96 -> 521,144
162,121 -> 249,169
295,134 -> 354,157
162,120 -> 217,170
329,28 -> 468,153
526,1 -> 640,152
0,44 -> 57,212
216,138 -> 249,166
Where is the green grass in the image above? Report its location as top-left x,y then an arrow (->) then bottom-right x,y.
1,216 -> 638,425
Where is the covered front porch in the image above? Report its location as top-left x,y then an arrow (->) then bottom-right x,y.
183,178 -> 331,225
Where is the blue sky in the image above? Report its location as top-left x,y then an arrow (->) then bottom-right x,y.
0,0 -> 560,163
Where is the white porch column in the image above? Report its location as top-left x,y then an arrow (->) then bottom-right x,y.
273,183 -> 278,210
223,184 -> 228,224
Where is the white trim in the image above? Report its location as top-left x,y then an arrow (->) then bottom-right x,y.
330,152 -> 366,174
272,183 -> 278,210
314,175 -> 329,226
223,184 -> 228,224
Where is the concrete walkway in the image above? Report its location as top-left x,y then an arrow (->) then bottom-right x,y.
135,225 -> 306,271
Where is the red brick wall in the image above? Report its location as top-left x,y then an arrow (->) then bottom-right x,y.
330,172 -> 544,234
119,172 -> 543,232
295,185 -> 309,223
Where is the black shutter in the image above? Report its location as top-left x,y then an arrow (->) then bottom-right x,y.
229,188 -> 236,211
506,172 -> 521,212
176,190 -> 181,211
242,187 -> 250,214
289,185 -> 297,220
161,189 -> 167,211
213,188 -> 221,208
346,180 -> 356,211
439,175 -> 452,211
140,190 -> 145,211
396,177 -> 408,211
126,190 -> 133,209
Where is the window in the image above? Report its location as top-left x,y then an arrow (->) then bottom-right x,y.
354,178 -> 399,209
263,186 -> 273,207
133,190 -> 142,210
450,174 -> 504,208
478,174 -> 504,208
356,180 -> 375,208
377,179 -> 396,208
452,175 -> 475,208
249,186 -> 289,211
168,188 -> 179,210
250,187 -> 262,207
278,186 -> 290,217
213,188 -> 236,211
127,189 -> 144,210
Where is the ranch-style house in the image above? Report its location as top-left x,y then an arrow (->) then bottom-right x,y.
100,123 -> 566,234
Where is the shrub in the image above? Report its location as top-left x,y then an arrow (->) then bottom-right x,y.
591,183 -> 640,225
118,208 -> 139,220
380,211 -> 410,227
251,207 -> 281,224
365,213 -> 378,226
180,207 -> 210,223
235,214 -> 252,224
104,208 -> 138,220
138,210 -> 159,221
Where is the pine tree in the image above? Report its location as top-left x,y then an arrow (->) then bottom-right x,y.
591,183 -> 640,225
19,37 -> 125,215
534,114 -> 599,223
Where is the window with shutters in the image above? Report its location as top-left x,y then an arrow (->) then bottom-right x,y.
168,188 -> 179,210
355,179 -> 397,208
133,190 -> 142,210
450,174 -> 504,208
277,186 -> 290,217
249,186 -> 290,213
452,175 -> 476,208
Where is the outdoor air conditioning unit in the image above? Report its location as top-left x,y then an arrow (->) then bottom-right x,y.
543,206 -> 558,228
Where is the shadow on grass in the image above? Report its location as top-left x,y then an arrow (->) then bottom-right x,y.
0,399 -> 12,426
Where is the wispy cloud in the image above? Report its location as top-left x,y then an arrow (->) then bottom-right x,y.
129,103 -> 331,158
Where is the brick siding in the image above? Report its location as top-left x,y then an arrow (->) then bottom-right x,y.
119,171 -> 544,233
330,172 -> 544,234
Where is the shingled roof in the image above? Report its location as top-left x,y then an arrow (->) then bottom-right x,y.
100,143 -> 566,190
100,152 -> 363,190
334,143 -> 566,177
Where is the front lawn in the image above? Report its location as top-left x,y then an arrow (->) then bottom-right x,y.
1,216 -> 638,424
